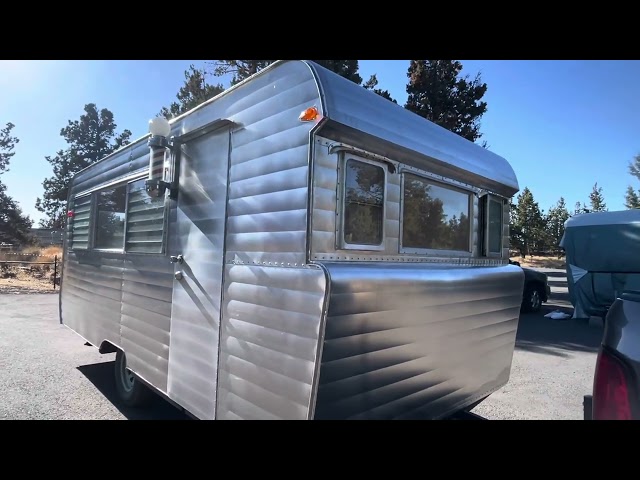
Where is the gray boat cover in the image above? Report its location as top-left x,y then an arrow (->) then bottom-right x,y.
560,210 -> 640,318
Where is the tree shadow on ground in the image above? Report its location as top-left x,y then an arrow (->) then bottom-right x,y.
515,302 -> 603,359
77,361 -> 190,420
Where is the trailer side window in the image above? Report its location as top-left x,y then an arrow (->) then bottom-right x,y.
402,174 -> 471,252
487,198 -> 503,255
480,195 -> 503,256
125,179 -> 166,254
70,195 -> 92,250
343,158 -> 385,247
94,185 -> 127,250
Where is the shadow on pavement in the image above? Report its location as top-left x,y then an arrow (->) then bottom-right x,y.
515,305 -> 603,358
77,361 -> 190,420
516,267 -> 603,358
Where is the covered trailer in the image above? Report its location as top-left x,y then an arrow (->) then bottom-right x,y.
60,60 -> 524,420
560,210 -> 640,319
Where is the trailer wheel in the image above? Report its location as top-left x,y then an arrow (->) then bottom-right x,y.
114,350 -> 153,408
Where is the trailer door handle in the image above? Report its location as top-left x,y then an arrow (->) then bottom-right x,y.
170,255 -> 184,264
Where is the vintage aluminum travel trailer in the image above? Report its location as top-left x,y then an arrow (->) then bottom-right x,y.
60,60 -> 524,420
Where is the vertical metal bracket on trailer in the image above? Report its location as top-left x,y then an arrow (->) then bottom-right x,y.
146,117 -> 237,201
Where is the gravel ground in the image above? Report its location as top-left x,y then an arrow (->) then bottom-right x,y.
0,267 -> 600,420
0,268 -> 58,294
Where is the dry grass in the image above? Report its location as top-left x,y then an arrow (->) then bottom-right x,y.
0,268 -> 58,294
40,245 -> 63,257
0,246 -> 62,294
511,255 -> 566,269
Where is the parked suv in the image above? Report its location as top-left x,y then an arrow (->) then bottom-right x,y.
509,260 -> 552,313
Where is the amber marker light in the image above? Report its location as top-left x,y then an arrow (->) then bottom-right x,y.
299,106 -> 321,122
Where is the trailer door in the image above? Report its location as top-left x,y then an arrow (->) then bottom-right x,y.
166,127 -> 230,420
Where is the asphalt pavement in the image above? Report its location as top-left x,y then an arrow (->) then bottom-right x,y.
0,293 -> 187,420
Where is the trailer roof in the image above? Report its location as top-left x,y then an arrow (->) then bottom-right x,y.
305,61 -> 519,196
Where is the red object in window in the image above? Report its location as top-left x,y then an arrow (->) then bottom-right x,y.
67,211 -> 74,218
593,348 -> 632,420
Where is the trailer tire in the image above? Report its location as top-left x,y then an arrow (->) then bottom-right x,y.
114,350 -> 154,408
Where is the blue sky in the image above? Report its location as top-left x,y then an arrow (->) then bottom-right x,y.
0,60 -> 638,225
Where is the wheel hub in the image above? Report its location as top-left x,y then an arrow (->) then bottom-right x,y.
531,290 -> 541,309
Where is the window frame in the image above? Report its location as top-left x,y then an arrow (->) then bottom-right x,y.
338,154 -> 387,252
68,172 -> 169,255
483,194 -> 504,258
399,171 -> 474,257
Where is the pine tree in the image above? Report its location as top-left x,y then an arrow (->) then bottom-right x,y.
625,154 -> 640,209
588,182 -> 607,212
625,185 -> 640,209
546,197 -> 570,256
35,104 -> 131,228
510,187 -> 545,257
0,122 -> 33,245
574,201 -> 590,215
363,74 -> 397,103
405,60 -> 488,143
160,65 -> 225,119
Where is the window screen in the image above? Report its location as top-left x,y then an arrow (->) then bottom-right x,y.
70,195 -> 92,250
125,179 -> 166,253
402,174 -> 471,252
343,159 -> 385,246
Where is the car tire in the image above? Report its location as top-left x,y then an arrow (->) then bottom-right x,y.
114,350 -> 154,408
522,285 -> 543,313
